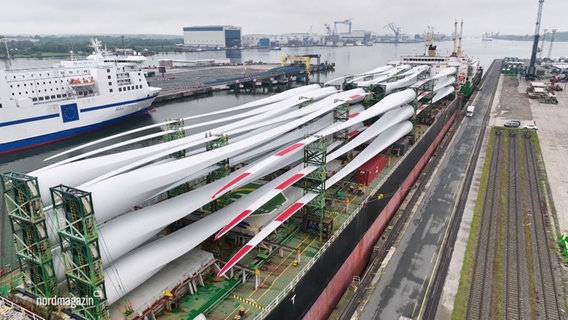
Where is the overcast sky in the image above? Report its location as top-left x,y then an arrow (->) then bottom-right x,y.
1,0 -> 566,37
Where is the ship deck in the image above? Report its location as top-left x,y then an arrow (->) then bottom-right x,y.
147,117 -> 440,320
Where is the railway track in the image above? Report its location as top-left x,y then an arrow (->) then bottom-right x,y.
504,131 -> 529,319
523,133 -> 563,319
466,129 -> 564,319
466,129 -> 504,320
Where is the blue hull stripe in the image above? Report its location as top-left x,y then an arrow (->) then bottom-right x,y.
0,113 -> 61,128
0,94 -> 156,128
0,107 -> 152,154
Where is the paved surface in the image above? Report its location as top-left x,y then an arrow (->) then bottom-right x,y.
438,73 -> 568,319
354,63 -> 500,319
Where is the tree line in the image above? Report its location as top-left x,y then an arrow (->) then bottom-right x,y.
0,35 -> 184,58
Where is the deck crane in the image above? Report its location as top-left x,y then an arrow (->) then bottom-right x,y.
526,0 -> 544,80
547,29 -> 556,59
385,23 -> 401,43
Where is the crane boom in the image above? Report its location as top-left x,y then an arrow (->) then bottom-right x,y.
526,0 -> 544,80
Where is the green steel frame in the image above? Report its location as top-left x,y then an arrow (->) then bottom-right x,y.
206,134 -> 230,211
332,101 -> 350,144
1,172 -> 56,298
302,138 -> 330,240
164,119 -> 190,198
163,118 -> 186,159
50,185 -> 108,320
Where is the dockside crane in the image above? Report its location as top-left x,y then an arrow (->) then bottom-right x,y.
334,19 -> 352,34
539,29 -> 547,60
385,23 -> 401,43
548,29 -> 556,59
526,0 -> 544,80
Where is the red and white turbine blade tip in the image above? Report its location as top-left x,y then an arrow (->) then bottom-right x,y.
216,244 -> 254,279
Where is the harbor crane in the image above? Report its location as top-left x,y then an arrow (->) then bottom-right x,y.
334,19 -> 352,34
526,0 -> 544,80
539,29 -> 547,60
548,29 -> 556,59
385,23 -> 401,43
324,23 -> 339,46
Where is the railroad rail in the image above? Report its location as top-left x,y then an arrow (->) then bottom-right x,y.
466,129 -> 564,319
466,129 -> 503,320
523,133 -> 563,319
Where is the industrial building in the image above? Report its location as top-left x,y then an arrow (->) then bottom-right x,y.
182,25 -> 242,49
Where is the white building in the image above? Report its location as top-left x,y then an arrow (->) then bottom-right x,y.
182,25 -> 242,49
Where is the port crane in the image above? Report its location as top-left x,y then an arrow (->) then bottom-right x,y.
526,0 -> 544,80
385,23 -> 401,43
548,29 -> 556,59
334,19 -> 352,34
539,29 -> 547,60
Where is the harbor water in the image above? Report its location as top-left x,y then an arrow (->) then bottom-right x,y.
1,38 -> 566,269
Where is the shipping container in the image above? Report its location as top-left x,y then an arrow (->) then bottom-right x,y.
356,153 -> 387,185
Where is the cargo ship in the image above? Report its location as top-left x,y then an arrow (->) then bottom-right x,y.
0,24 -> 481,320
0,38 -> 160,154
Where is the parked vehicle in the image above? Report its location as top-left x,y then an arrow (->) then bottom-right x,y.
524,124 -> 538,130
466,105 -> 475,117
504,120 -> 521,128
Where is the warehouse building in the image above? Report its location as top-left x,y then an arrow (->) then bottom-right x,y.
182,25 -> 242,49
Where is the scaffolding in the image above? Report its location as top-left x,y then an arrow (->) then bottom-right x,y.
50,185 -> 108,320
0,172 -> 56,298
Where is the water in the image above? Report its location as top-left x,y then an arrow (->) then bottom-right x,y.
0,38 -> 564,267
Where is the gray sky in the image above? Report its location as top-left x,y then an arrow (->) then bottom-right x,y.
1,0 -> 566,37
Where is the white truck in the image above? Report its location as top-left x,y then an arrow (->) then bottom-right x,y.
466,105 -> 475,117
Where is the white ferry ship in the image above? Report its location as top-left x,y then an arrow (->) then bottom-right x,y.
0,39 -> 161,154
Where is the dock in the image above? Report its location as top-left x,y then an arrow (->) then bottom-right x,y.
147,61 -> 335,103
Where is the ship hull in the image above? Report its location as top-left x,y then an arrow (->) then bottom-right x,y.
267,96 -> 461,319
0,94 -> 157,155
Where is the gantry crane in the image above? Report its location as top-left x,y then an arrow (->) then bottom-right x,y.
333,19 -> 352,34
526,0 -> 544,80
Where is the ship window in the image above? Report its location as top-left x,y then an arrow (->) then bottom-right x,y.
51,95 -> 55,99
57,94 -> 61,98
107,69 -> 111,73
17,84 -> 20,87
38,97 -> 43,101
62,93 -> 67,97
49,81 -> 52,84
32,98 -> 37,102
108,75 -> 111,79
119,87 -> 122,92
108,82 -> 112,86
109,88 -> 113,93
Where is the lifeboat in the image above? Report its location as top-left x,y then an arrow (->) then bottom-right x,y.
70,77 -> 95,86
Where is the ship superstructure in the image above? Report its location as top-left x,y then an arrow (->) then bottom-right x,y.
0,39 -> 160,154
